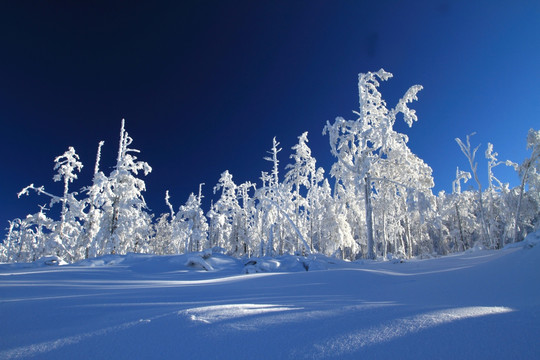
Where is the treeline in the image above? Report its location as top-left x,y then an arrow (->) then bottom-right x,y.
1,70 -> 539,263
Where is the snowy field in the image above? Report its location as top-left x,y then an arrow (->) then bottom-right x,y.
1,233 -> 539,359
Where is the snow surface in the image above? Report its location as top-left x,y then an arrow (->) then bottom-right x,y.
1,233 -> 539,359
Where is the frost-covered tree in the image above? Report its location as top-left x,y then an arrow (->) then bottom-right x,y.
514,128 -> 540,242
16,147 -> 85,261
151,190 -> 177,254
285,132 -> 324,252
259,138 -> 285,255
483,143 -> 518,248
455,133 -> 491,247
152,214 -> 173,255
211,171 -> 240,253
324,69 -> 424,259
312,179 -> 332,254
371,140 -> 434,258
97,119 -> 152,255
81,141 -> 106,258
236,181 -> 257,256
151,190 -> 188,255
256,137 -> 311,256
53,147 -> 83,240
178,184 -> 209,253
450,167 -> 472,250
285,133 -> 310,250
53,147 -> 85,259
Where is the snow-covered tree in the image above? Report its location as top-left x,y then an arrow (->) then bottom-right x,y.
450,167 -> 472,250
285,132 -> 324,253
258,138 -> 285,255
16,147 -> 85,261
483,143 -> 518,248
210,171 -> 240,253
178,184 -> 209,253
257,137 -> 311,256
514,128 -> 540,242
53,147 -> 83,239
236,181 -> 257,256
96,119 -> 152,255
324,69 -> 425,259
81,141 -> 106,258
53,147 -> 84,259
455,133 -> 491,247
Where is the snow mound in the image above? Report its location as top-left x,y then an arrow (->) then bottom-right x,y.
64,251 -> 341,275
504,228 -> 540,250
0,255 -> 67,270
185,256 -> 214,271
76,254 -> 128,267
523,228 -> 540,247
243,255 -> 333,273
35,255 -> 67,266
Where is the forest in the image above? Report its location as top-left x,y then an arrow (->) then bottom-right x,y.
1,69 -> 539,264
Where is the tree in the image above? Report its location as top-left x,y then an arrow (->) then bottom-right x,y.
455,133 -> 491,247
484,142 -> 517,248
53,147 -> 83,240
17,147 -> 84,261
451,167 -> 472,250
53,147 -> 84,259
211,171 -> 240,254
514,128 -> 540,242
260,138 -> 285,255
285,132 -> 324,252
82,141 -> 106,258
178,184 -> 209,253
236,181 -> 256,256
97,119 -> 152,255
324,69 -> 424,259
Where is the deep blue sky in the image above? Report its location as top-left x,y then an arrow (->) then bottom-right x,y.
1,1 -> 539,228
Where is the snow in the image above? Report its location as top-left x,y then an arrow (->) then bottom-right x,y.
1,234 -> 539,359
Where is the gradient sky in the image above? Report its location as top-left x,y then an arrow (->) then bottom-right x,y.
1,1 -> 539,228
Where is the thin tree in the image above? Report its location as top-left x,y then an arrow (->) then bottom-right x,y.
455,133 -> 490,247
513,128 -> 540,243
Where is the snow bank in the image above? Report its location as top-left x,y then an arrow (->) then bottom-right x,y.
504,227 -> 540,249
0,255 -> 67,270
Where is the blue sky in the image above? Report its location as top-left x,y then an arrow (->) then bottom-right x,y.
0,1 -> 539,226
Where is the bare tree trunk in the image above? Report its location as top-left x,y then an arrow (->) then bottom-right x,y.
364,175 -> 375,260
381,210 -> 387,259
513,161 -> 530,243
476,185 -> 491,247
455,203 -> 466,250
404,216 -> 412,259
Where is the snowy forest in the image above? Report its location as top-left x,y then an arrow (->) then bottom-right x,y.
1,69 -> 539,264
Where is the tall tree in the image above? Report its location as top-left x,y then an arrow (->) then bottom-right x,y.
178,184 -> 209,253
98,119 -> 152,255
17,147 -> 84,261
455,133 -> 491,247
285,132 -> 323,252
514,128 -> 540,243
324,69 -> 423,259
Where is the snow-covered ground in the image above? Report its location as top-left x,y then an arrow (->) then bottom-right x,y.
1,233 -> 539,359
